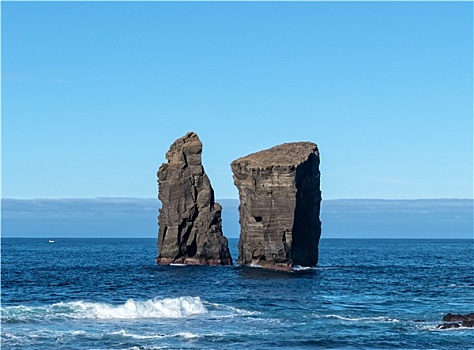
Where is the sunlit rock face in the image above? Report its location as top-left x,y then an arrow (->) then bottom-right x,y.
157,132 -> 232,266
231,142 -> 321,271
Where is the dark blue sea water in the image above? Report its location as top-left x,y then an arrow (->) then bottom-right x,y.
2,238 -> 473,349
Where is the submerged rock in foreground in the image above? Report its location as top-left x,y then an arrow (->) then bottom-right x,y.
438,312 -> 474,329
157,132 -> 232,266
231,142 -> 321,271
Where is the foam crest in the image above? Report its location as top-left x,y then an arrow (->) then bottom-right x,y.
204,301 -> 260,318
69,296 -> 207,319
111,330 -> 165,339
249,263 -> 263,268
176,332 -> 200,339
292,265 -> 317,271
419,324 -> 474,332
1,296 -> 207,323
324,314 -> 401,322
446,284 -> 474,288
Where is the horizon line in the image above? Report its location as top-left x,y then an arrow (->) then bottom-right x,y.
2,197 -> 473,201
3,237 -> 473,240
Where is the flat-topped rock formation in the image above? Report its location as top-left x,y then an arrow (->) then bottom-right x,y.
231,142 -> 321,271
157,132 -> 232,266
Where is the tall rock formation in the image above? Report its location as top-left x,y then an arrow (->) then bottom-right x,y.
231,142 -> 321,271
157,132 -> 232,266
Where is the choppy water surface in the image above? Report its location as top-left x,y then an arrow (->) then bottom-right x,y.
2,238 -> 473,349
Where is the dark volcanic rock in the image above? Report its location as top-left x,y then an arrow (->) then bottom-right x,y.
231,142 -> 321,271
438,323 -> 460,329
157,132 -> 232,266
438,313 -> 474,329
462,320 -> 474,327
442,313 -> 474,322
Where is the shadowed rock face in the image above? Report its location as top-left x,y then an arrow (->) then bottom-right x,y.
157,132 -> 232,265
231,142 -> 321,271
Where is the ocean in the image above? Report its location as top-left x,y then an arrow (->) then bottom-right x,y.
1,238 -> 473,349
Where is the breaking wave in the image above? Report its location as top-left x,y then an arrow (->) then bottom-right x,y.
1,296 -> 207,323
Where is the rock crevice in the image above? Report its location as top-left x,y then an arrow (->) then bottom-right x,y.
157,132 -> 232,266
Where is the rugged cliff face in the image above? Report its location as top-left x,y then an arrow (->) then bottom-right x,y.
157,132 -> 232,265
231,142 -> 321,271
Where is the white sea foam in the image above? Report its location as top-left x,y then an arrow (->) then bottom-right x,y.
446,284 -> 474,288
67,296 -> 207,319
324,314 -> 401,322
1,296 -> 207,322
2,332 -> 20,340
419,324 -> 474,332
112,329 -> 206,340
111,329 -> 165,339
70,330 -> 87,336
249,263 -> 263,268
176,332 -> 200,339
0,296 -> 259,324
292,265 -> 317,271
204,301 -> 260,318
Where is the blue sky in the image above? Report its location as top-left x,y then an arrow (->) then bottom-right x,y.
3,1 -> 473,200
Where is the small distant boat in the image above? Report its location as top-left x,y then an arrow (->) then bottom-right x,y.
169,263 -> 186,266
48,240 -> 55,243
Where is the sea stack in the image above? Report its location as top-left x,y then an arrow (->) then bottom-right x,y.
157,132 -> 232,266
231,142 -> 321,271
